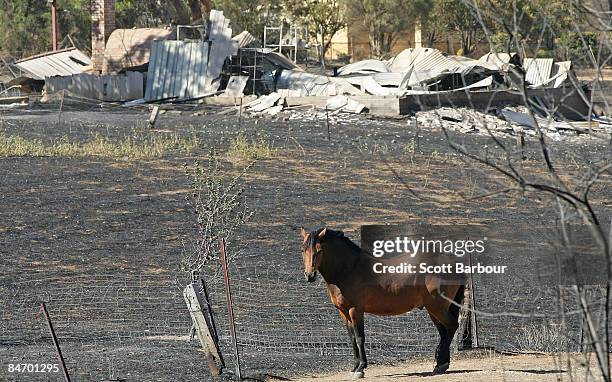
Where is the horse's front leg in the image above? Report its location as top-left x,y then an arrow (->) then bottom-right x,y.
350,308 -> 367,379
339,310 -> 360,372
345,324 -> 359,372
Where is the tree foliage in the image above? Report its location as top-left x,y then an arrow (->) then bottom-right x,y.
473,0 -> 578,53
0,0 -> 601,62
211,0 -> 283,38
283,0 -> 345,59
419,0 -> 586,56
344,0 -> 431,58
0,1 -> 50,56
420,0 -> 445,48
115,0 -> 174,28
424,0 -> 483,55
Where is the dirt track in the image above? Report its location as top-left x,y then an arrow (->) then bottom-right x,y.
291,352 -> 607,382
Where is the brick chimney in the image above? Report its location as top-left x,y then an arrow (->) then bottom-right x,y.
91,0 -> 116,73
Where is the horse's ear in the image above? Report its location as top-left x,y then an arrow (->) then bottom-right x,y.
300,226 -> 308,241
317,228 -> 327,240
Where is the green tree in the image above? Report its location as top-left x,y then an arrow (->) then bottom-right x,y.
0,1 -> 51,57
474,0 -> 578,53
0,0 -> 91,57
211,0 -> 283,38
423,0 -> 483,55
420,0 -> 444,48
116,0 -> 173,27
59,0 -> 91,51
283,0 -> 345,60
0,0 -> 272,58
116,0 -> 212,26
344,0 -> 431,58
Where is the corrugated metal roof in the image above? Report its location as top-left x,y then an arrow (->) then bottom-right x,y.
523,58 -> 554,87
478,52 -> 519,69
144,10 -> 239,102
276,70 -> 362,96
388,48 -> 459,72
525,61 -> 572,88
254,48 -> 300,70
145,40 -> 211,101
232,31 -> 259,48
338,59 -> 389,75
387,48 -> 494,74
15,48 -> 91,80
104,28 -> 173,72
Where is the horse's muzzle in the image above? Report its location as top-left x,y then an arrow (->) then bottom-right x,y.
305,271 -> 317,282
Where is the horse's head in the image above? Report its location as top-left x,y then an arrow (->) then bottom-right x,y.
300,227 -> 327,282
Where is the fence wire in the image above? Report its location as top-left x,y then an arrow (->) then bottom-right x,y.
0,256 -> 608,381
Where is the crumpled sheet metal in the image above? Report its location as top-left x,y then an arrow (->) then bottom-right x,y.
549,61 -> 572,88
257,49 -> 301,70
275,70 -> 362,96
232,30 -> 259,48
386,48 -> 489,74
337,59 -> 389,75
523,58 -> 554,87
326,95 -> 366,113
335,48 -> 496,93
371,72 -> 404,86
15,48 -> 92,80
224,76 -> 249,97
478,52 -> 520,70
337,47 -> 495,76
144,9 -> 239,102
524,59 -> 571,88
345,76 -> 398,96
245,92 -> 283,112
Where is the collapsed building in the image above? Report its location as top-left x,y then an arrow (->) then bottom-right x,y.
0,1 -> 608,137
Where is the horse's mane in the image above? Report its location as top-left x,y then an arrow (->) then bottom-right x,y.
324,229 -> 362,253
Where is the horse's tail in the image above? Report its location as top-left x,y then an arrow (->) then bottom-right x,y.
448,284 -> 465,322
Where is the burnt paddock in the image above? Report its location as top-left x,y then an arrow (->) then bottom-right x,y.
0,106 -> 610,381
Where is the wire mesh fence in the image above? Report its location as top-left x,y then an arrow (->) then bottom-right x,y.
0,274 -> 204,381
0,254 -> 608,381
0,2 -> 610,380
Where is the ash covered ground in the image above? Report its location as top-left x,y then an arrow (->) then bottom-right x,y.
0,103 -> 610,381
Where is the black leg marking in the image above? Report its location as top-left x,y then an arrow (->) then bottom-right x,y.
346,324 -> 359,372
354,317 -> 367,373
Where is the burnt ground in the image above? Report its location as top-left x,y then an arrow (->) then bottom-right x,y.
0,101 -> 611,381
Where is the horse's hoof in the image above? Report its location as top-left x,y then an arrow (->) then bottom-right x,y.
351,371 -> 364,379
432,362 -> 449,375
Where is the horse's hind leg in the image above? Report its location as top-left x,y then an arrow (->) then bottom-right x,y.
428,312 -> 451,374
426,285 -> 465,374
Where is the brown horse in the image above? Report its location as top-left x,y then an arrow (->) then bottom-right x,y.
300,227 -> 465,378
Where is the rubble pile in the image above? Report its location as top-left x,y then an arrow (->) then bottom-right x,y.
416,106 -> 610,141
2,7 -> 608,145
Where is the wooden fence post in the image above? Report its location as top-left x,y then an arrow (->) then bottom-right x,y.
183,279 -> 224,375
457,253 -> 479,350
